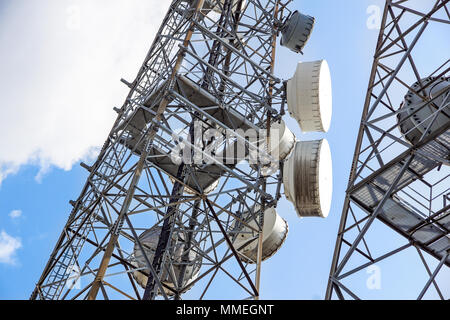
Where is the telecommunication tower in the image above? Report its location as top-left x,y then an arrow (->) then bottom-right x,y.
326,0 -> 449,300
32,0 -> 334,300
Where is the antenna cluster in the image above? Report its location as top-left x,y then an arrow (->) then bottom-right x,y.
32,0 -> 335,300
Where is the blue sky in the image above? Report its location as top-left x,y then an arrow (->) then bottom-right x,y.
0,0 -> 448,300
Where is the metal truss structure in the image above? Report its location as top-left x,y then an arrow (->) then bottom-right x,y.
326,0 -> 450,300
31,0 -> 296,300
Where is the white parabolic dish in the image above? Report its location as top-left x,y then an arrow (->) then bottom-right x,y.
287,60 -> 333,133
248,120 -> 296,176
232,207 -> 288,263
268,120 -> 296,161
283,139 -> 333,218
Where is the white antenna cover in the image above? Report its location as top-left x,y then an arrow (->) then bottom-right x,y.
248,120 -> 296,176
287,60 -> 332,133
283,139 -> 333,218
268,120 -> 296,161
248,120 -> 296,164
233,207 -> 288,263
280,11 -> 315,53
397,77 -> 450,146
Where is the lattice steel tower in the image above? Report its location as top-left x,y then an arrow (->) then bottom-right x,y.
32,0 -> 334,300
326,0 -> 450,300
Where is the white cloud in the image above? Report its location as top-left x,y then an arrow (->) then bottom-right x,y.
9,209 -> 22,219
0,230 -> 22,265
0,0 -> 171,183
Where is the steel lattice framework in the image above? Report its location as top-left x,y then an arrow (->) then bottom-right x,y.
326,0 -> 450,300
31,0 -> 297,300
